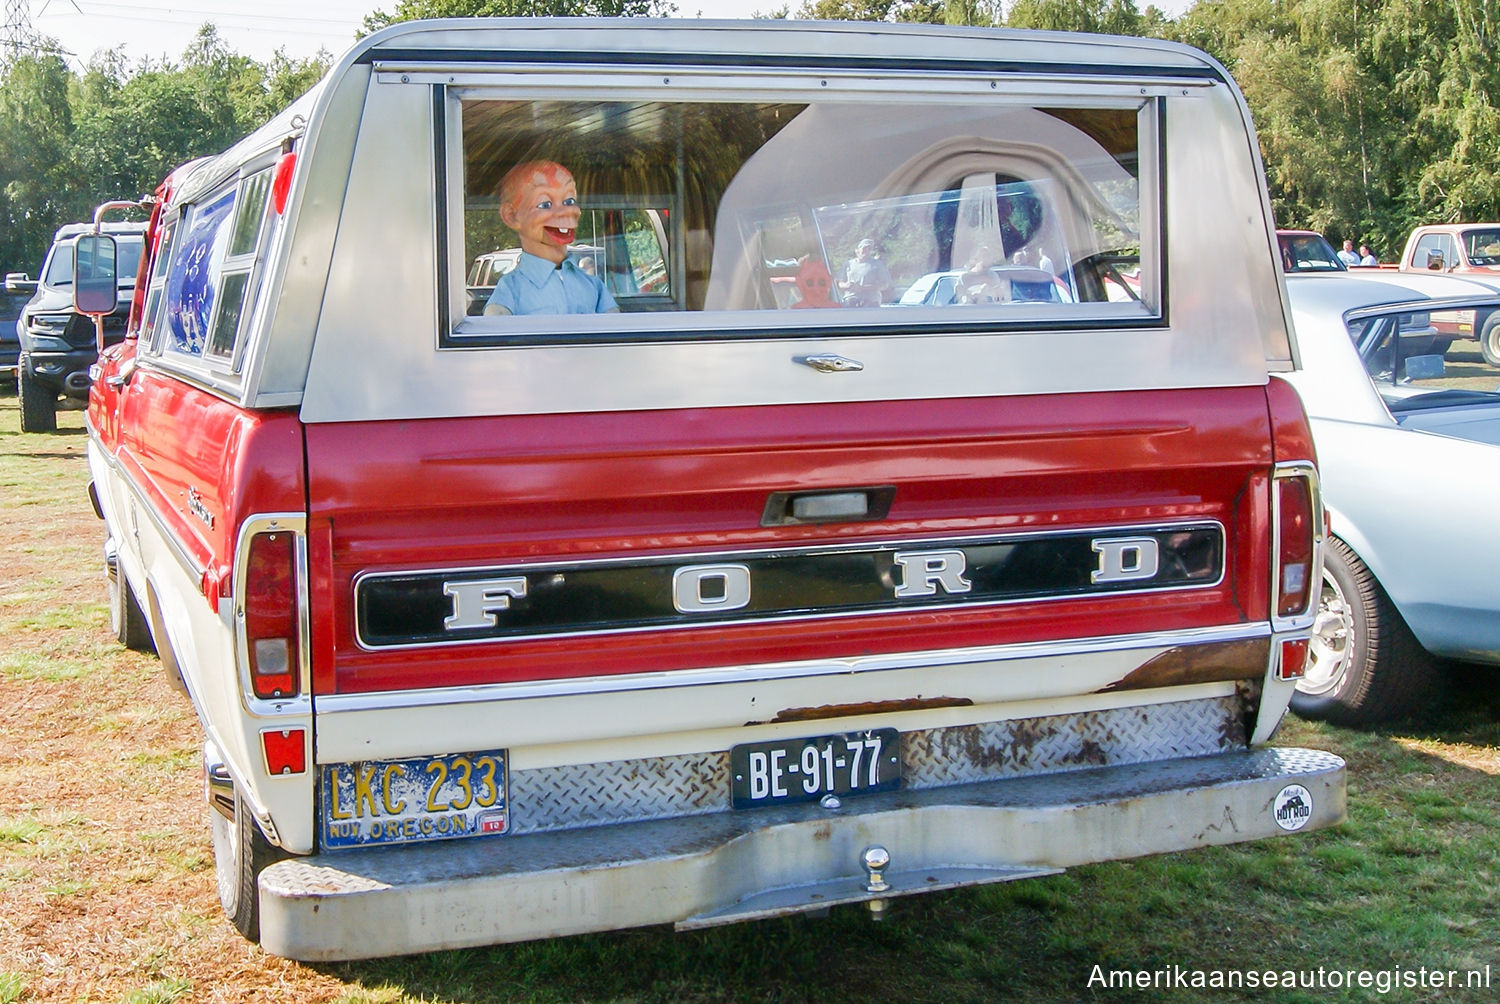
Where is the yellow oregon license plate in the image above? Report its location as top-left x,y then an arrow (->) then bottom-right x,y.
320,749 -> 508,848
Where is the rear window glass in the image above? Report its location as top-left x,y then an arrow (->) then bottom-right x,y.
449,91 -> 1154,343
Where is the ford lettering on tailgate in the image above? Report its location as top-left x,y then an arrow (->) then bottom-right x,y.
355,523 -> 1223,649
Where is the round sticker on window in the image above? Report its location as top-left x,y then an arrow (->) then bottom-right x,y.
1273,784 -> 1314,831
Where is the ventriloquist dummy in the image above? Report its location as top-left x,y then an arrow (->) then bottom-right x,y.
789,258 -> 841,309
484,160 -> 618,316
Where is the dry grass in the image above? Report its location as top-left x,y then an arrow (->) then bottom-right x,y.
0,396 -> 348,1003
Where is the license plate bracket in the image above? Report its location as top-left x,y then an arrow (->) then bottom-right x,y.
320,748 -> 508,849
730,728 -> 900,809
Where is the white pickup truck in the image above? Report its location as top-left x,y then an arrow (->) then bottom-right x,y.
78,18 -> 1342,960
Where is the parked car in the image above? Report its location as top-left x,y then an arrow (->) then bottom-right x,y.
897,265 -> 1073,306
0,287 -> 23,384
11,221 -> 146,431
1277,229 -> 1346,273
1342,267 -> 1500,357
82,19 -> 1340,959
1281,274 -> 1500,724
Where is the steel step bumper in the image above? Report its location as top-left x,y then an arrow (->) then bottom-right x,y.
258,746 -> 1345,961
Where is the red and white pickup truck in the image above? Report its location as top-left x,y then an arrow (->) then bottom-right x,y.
78,19 -> 1342,961
1385,223 -> 1500,362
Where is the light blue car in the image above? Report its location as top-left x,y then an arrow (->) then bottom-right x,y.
1282,274 -> 1500,724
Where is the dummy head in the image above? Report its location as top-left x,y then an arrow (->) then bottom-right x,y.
498,160 -> 581,265
790,258 -> 840,309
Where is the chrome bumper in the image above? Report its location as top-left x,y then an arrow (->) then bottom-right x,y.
258,746 -> 1344,961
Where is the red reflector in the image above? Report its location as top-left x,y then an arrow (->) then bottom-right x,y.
1277,638 -> 1309,681
262,728 -> 307,775
271,151 -> 296,214
1277,475 -> 1316,619
246,530 -> 299,699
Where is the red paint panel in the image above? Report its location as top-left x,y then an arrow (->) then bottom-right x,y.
304,387 -> 1285,695
116,369 -> 305,590
1267,375 -> 1317,465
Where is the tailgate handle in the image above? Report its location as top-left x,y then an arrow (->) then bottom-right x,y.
762,486 -> 895,526
796,353 -> 864,373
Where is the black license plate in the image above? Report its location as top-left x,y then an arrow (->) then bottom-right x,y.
730,728 -> 900,809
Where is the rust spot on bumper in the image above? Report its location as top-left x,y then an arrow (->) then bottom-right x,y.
766,697 -> 974,725
1101,638 -> 1269,694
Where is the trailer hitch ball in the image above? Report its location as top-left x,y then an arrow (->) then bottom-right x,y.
861,844 -> 891,920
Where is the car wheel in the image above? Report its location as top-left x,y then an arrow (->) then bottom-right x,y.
210,782 -> 287,942
17,362 -> 57,433
1290,537 -> 1440,726
106,551 -> 155,653
1481,314 -> 1500,367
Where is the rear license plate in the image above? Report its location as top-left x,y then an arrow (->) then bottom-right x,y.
730,728 -> 900,809
320,749 -> 508,849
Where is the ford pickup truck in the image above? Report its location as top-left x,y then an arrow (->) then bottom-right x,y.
78,18 -> 1343,961
1388,223 -> 1500,363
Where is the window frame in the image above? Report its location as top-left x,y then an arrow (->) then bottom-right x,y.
141,157 -> 282,385
433,68 -> 1165,349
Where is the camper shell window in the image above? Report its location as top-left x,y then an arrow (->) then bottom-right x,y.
147,166 -> 276,373
447,85 -> 1156,344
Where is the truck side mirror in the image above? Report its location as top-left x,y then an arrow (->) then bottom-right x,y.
5,271 -> 37,294
1425,249 -> 1445,270
74,234 -> 119,315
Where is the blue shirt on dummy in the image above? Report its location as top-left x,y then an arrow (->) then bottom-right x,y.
486,251 -> 618,315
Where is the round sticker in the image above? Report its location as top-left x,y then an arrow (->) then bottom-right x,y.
1273,784 -> 1313,831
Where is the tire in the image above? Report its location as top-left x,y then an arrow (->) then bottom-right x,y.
17,362 -> 57,433
210,784 -> 288,943
106,552 -> 155,653
1481,313 -> 1500,367
1290,537 -> 1441,726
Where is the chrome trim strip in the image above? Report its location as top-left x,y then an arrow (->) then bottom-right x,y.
352,519 -> 1227,652
86,422 -> 208,586
382,63 -> 1216,97
318,620 -> 1270,715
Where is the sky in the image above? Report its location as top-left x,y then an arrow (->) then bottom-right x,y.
18,0 -> 1193,70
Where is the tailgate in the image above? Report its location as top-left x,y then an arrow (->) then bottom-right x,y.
303,386 -> 1273,697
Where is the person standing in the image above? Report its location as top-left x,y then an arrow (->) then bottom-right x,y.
1336,239 -> 1361,267
839,238 -> 895,307
1358,244 -> 1378,266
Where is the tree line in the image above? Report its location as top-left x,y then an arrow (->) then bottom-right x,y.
1,0 -> 1491,275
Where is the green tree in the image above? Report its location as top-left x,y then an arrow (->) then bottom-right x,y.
0,52 -> 78,274
1005,0 -> 1143,34
364,0 -> 677,33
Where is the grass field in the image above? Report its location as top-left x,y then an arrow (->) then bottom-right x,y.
1,389 -> 1497,1003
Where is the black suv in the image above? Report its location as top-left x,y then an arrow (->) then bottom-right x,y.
9,222 -> 146,432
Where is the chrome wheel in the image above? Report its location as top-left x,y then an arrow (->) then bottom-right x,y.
1299,567 -> 1353,697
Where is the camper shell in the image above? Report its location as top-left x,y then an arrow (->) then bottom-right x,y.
84,19 -> 1341,961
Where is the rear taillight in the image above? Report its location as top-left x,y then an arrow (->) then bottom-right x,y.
244,529 -> 300,699
1273,463 -> 1322,623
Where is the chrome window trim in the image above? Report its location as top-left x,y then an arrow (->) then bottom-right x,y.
320,620 -> 1270,715
386,62 -> 1216,99
352,519 -> 1227,651
440,68 -> 1166,345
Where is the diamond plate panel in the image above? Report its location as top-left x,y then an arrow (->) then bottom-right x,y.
510,750 -> 731,834
902,696 -> 1245,790
506,696 -> 1245,835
